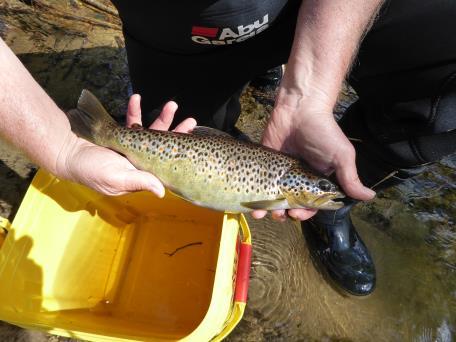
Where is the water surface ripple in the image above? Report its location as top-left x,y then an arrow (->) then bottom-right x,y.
228,157 -> 455,341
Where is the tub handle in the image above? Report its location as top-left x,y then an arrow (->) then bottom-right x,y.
234,242 -> 252,303
234,214 -> 252,303
210,214 -> 252,341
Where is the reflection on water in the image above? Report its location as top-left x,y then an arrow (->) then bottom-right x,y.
230,83 -> 455,342
228,156 -> 455,341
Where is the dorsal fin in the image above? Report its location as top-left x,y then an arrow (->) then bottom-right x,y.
191,126 -> 234,138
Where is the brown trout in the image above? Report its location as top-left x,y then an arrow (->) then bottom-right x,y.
67,90 -> 345,213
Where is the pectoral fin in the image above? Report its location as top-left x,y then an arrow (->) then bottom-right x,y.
241,198 -> 289,210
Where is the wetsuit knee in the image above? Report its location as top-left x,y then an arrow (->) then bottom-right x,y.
339,72 -> 456,189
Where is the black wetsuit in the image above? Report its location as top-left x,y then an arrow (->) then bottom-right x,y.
110,0 -> 456,185
111,0 -> 300,130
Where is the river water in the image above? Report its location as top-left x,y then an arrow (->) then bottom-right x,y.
229,87 -> 456,341
227,167 -> 455,341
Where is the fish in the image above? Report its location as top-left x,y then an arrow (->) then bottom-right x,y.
66,89 -> 345,213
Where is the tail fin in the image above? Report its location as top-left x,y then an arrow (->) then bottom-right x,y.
66,89 -> 117,144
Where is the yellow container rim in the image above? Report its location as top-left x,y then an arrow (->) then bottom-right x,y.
0,170 -> 252,342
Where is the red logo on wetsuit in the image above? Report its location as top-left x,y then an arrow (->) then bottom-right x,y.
191,14 -> 269,45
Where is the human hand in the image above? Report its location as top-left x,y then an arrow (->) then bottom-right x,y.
57,94 -> 196,196
254,101 -> 375,222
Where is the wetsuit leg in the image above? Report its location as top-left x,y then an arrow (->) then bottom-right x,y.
123,1 -> 299,130
343,0 -> 456,188
302,0 -> 456,296
124,35 -> 248,130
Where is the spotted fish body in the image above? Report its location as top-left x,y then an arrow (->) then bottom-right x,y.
67,90 -> 344,213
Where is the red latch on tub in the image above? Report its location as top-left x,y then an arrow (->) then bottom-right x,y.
234,242 -> 252,303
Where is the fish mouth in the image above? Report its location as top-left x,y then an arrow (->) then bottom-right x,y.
313,191 -> 346,209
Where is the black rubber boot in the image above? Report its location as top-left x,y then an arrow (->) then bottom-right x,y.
300,99 -> 426,297
302,165 -> 423,296
302,72 -> 456,295
303,0 -> 456,296
250,65 -> 284,92
301,151 -> 426,296
302,201 -> 376,296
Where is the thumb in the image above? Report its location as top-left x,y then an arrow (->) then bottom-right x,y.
261,118 -> 286,150
123,169 -> 165,198
335,155 -> 376,201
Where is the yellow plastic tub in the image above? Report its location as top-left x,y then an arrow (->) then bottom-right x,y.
0,169 -> 251,341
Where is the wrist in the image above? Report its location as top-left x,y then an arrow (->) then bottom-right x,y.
276,65 -> 341,114
274,81 -> 337,121
54,132 -> 85,181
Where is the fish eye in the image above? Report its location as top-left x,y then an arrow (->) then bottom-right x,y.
318,180 -> 332,191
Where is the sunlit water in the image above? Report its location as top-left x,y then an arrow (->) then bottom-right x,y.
224,83 -> 456,341
227,156 -> 455,341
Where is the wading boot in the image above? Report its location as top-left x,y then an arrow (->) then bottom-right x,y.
303,78 -> 456,295
302,201 -> 376,296
250,65 -> 284,92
